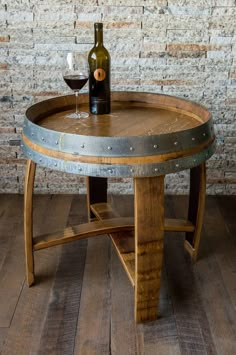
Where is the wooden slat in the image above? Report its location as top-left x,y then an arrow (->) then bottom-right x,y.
91,202 -> 120,219
111,232 -> 135,287
91,203 -> 135,286
33,217 -> 134,250
165,218 -> 194,232
91,203 -> 195,232
134,176 -> 165,323
184,240 -> 195,258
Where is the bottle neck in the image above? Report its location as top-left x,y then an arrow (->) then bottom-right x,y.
94,28 -> 103,46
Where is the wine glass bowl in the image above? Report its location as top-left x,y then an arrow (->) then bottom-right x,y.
63,52 -> 89,119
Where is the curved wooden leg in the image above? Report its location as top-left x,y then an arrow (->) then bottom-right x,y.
134,176 -> 165,323
24,159 -> 36,286
185,163 -> 206,262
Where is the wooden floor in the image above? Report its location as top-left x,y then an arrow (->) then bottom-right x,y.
0,193 -> 235,355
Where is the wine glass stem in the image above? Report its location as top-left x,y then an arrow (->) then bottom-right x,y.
75,91 -> 79,117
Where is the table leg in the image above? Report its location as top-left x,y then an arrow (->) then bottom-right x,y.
86,177 -> 108,220
186,163 -> 206,261
24,159 -> 36,286
134,176 -> 165,323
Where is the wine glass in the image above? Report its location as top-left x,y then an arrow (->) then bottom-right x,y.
63,51 -> 89,119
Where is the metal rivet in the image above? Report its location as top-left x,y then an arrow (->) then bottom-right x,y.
31,132 -> 34,136
193,159 -> 196,163
55,140 -> 59,145
130,147 -> 134,151
130,168 -> 133,173
192,137 -> 195,141
81,144 -> 85,148
21,144 -> 23,148
39,158 -> 42,162
174,141 -> 178,146
41,137 -> 45,141
203,133 -> 206,137
153,144 -> 158,149
176,163 -> 179,168
79,167 -> 82,171
108,169 -> 112,173
108,146 -> 112,150
155,168 -> 158,172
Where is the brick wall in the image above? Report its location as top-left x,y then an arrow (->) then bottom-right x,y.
0,0 -> 235,194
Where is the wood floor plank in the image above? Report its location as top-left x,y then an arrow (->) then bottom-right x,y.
217,195 -> 236,239
37,240 -> 87,355
38,196 -> 87,355
192,196 -> 236,354
74,236 -> 111,355
140,266 -> 181,355
110,246 -> 139,354
165,195 -> 217,354
0,195 -> 25,328
37,195 -> 88,354
0,194 -> 73,354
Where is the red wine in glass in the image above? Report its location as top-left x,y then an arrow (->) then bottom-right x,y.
63,75 -> 88,91
63,52 -> 89,119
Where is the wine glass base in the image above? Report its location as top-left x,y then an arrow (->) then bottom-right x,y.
66,112 -> 89,119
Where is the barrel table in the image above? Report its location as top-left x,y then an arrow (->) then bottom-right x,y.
21,92 -> 216,323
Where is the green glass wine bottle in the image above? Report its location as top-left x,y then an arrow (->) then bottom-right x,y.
88,23 -> 111,114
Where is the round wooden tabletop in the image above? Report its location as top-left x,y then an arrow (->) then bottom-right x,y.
21,92 -> 216,177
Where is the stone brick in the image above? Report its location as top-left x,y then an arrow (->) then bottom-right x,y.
0,177 -> 19,193
34,5 -> 75,21
168,1 -> 215,5
0,35 -> 10,42
168,5 -> 211,16
6,10 -> 33,22
212,7 -> 236,16
0,146 -> 17,159
214,0 -> 236,5
167,29 -> 209,44
98,0 -> 167,5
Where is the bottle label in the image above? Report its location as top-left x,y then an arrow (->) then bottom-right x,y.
94,68 -> 106,81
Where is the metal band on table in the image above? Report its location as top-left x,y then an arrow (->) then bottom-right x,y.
21,138 -> 216,178
22,116 -> 214,157
21,95 -> 216,178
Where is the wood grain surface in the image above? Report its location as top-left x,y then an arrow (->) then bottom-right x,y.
39,101 -> 201,137
27,92 -> 211,138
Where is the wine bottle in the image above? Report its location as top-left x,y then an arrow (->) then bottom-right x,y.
88,23 -> 111,114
